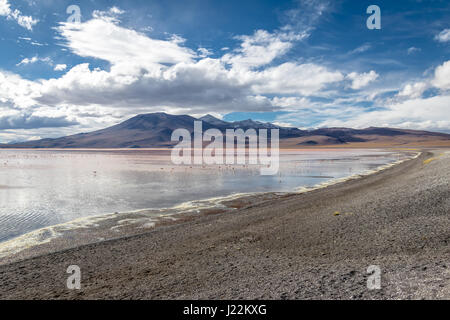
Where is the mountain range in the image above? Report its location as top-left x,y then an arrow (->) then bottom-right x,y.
1,112 -> 450,148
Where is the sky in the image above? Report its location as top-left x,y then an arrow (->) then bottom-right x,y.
0,0 -> 449,143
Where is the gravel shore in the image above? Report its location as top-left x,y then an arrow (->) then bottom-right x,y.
0,149 -> 449,299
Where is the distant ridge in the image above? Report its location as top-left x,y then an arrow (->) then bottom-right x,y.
1,112 -> 450,148
198,114 -> 229,127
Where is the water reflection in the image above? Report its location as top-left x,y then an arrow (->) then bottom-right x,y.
0,149 -> 404,241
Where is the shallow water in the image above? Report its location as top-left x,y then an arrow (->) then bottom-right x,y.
0,149 -> 407,242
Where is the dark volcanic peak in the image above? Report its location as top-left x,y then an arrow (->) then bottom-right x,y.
114,113 -> 198,131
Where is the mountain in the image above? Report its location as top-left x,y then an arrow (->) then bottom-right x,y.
198,114 -> 229,127
282,127 -> 450,148
198,114 -> 305,138
3,113 -> 214,149
1,112 -> 450,148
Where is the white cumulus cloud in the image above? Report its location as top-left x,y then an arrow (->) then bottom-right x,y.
221,29 -> 308,70
435,29 -> 450,43
346,71 -> 379,90
16,56 -> 52,66
398,81 -> 428,99
54,64 -> 67,71
0,0 -> 38,30
431,60 -> 450,90
57,18 -> 196,69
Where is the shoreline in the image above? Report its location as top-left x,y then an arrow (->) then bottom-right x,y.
0,149 -> 448,299
0,149 -> 418,264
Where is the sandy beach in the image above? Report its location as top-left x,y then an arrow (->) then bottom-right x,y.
0,149 -> 448,299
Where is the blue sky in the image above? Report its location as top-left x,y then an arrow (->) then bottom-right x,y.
0,0 -> 449,142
